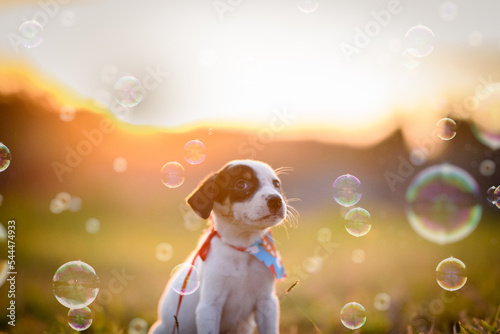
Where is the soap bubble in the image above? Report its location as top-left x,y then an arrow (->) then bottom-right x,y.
55,192 -> 72,210
405,25 -> 435,57
374,292 -> 391,311
406,164 -> 482,245
19,20 -> 43,48
68,307 -> 93,331
129,317 -> 149,334
436,257 -> 467,291
208,128 -> 214,135
333,174 -> 361,207
340,302 -> 367,330
161,162 -> 185,188
297,0 -> 319,14
53,260 -> 100,309
486,186 -> 500,207
184,140 -> 206,165
156,242 -> 173,261
60,105 -> 76,122
439,1 -> 458,21
85,218 -> 100,234
479,159 -> 495,177
113,157 -> 128,173
0,143 -> 11,172
468,31 -> 483,47
171,263 -> 200,295
436,118 -> 457,140
401,49 -> 420,69
471,82 -> 500,150
345,208 -> 371,237
351,249 -> 366,264
114,76 -> 144,107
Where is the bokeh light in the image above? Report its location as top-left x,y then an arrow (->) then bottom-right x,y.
128,317 -> 149,334
340,302 -> 367,330
472,83 -> 500,150
439,1 -> 458,21
184,140 -> 206,165
406,164 -> 482,245
59,105 -> 76,122
114,76 -> 144,107
333,174 -> 361,207
351,248 -> 366,264
67,307 -> 93,331
479,159 -> 495,177
170,263 -> 200,296
436,257 -> 467,291
113,157 -> 128,173
161,162 -> 185,188
85,218 -> 100,234
405,25 -> 435,58
374,292 -> 391,311
18,20 -> 43,48
53,260 -> 100,309
156,242 -> 173,262
344,207 -> 371,237
0,143 -> 11,172
435,118 -> 457,141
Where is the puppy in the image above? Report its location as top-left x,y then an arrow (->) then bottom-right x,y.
149,160 -> 294,334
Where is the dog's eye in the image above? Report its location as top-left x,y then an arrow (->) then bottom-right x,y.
235,180 -> 249,190
273,180 -> 280,188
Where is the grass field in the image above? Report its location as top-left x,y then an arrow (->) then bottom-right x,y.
1,188 -> 499,334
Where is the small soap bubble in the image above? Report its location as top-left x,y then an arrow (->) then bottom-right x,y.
60,105 -> 76,122
156,242 -> 173,262
85,218 -> 100,234
401,49 -> 420,69
67,307 -> 93,331
161,162 -> 185,188
468,31 -> 483,47
297,0 -> 319,14
55,192 -> 72,211
332,174 -> 361,207
53,260 -> 100,309
128,317 -> 149,334
374,292 -> 391,311
340,302 -> 367,330
351,248 -> 366,264
479,159 -> 495,177
113,157 -> 128,173
436,257 -> 467,291
171,263 -> 200,295
409,149 -> 427,166
114,76 -> 144,107
0,143 -> 11,172
405,25 -> 435,58
50,198 -> 65,214
19,20 -> 43,48
436,118 -> 457,140
303,257 -> 322,273
345,208 -> 371,237
439,1 -> 458,21
60,10 -> 76,27
184,140 -> 206,165
208,128 -> 213,135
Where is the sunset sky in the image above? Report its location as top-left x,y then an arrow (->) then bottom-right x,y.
1,0 -> 500,147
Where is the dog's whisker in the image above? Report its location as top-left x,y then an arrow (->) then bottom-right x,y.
275,166 -> 294,176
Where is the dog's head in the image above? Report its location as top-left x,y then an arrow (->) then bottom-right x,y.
186,160 -> 287,229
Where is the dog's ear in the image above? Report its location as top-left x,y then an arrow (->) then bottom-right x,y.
186,173 -> 217,219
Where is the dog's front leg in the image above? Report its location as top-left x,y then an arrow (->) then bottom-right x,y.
254,295 -> 279,334
196,300 -> 222,334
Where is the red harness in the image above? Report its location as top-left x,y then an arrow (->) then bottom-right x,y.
172,227 -> 246,334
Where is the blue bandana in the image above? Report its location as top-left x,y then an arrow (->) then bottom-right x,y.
244,231 -> 287,280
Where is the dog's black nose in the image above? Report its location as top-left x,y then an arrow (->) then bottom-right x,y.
267,195 -> 283,213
